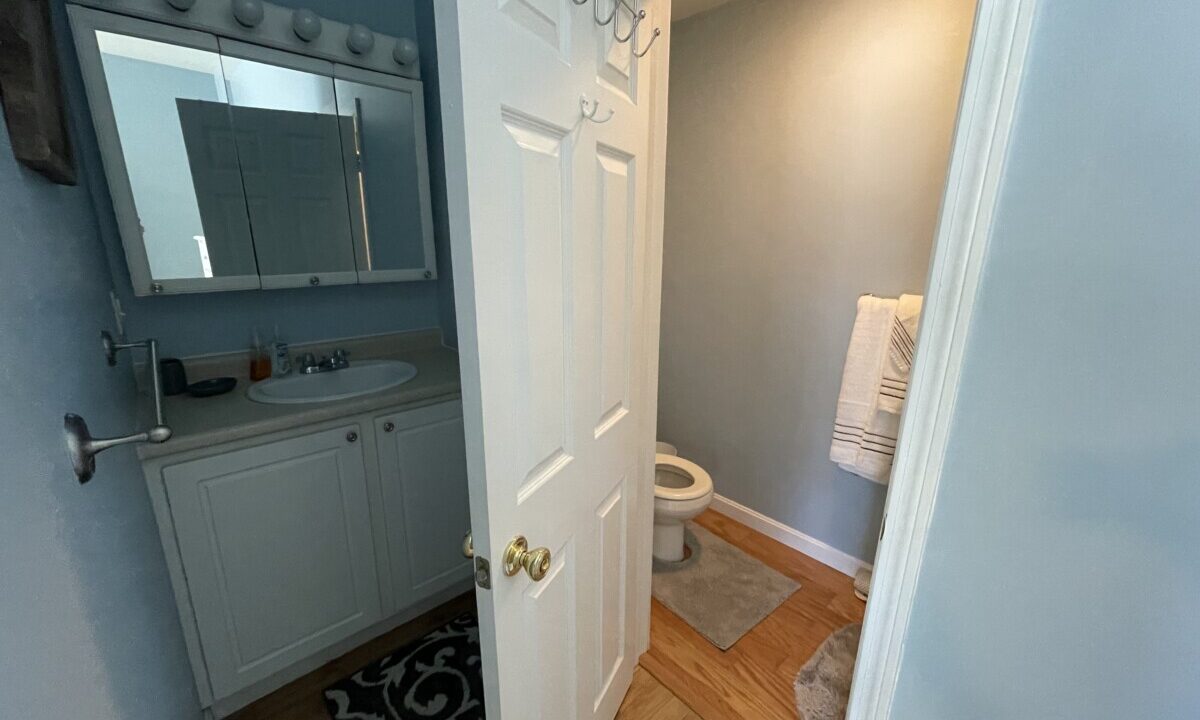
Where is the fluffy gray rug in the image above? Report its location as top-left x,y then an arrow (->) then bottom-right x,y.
794,623 -> 862,720
651,523 -> 800,650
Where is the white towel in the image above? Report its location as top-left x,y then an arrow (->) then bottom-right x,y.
830,296 -> 897,478
878,294 -> 923,415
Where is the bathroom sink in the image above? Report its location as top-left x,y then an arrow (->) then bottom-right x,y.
247,360 -> 418,405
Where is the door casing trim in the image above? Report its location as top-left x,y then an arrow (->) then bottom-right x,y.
846,1 -> 1038,717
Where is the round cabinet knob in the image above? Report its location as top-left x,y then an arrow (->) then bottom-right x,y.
346,431 -> 358,443
231,0 -> 264,27
383,421 -> 395,432
309,275 -> 320,286
393,37 -> 418,66
346,24 -> 375,55
292,9 -> 322,42
165,0 -> 196,10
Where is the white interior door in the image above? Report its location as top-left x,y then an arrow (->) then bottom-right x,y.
435,2 -> 670,718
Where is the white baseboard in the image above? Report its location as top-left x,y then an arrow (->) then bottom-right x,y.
709,494 -> 872,578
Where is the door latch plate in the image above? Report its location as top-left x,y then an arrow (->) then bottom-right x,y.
474,556 -> 491,590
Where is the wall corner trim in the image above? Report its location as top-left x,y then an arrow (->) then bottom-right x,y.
844,0 -> 1038,718
709,494 -> 871,578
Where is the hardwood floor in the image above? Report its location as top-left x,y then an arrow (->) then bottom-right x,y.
229,508 -> 861,720
637,509 -> 866,720
616,667 -> 701,720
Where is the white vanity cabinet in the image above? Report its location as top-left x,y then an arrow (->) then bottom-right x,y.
374,402 -> 472,613
143,399 -> 472,717
163,423 -> 382,700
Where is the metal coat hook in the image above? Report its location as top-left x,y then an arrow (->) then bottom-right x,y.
580,95 -> 615,123
634,26 -> 661,57
595,0 -> 619,26
614,7 -> 646,43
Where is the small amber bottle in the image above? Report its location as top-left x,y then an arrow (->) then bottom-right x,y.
249,329 -> 271,381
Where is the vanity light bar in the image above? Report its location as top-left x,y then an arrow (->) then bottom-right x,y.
66,0 -> 421,79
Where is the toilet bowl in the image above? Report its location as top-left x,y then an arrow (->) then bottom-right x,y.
653,452 -> 713,562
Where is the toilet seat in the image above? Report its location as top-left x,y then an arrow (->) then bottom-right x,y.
654,453 -> 713,501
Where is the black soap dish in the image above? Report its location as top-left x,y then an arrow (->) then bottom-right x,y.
187,377 -> 237,398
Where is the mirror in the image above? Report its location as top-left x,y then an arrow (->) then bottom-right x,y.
222,52 -> 358,287
70,8 -> 437,296
96,31 -> 259,284
335,74 -> 435,279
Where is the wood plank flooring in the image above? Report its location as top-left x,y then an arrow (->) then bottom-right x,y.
637,509 -> 866,720
615,667 -> 701,720
230,508 -> 862,720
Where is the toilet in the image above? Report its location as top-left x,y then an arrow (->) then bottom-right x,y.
653,442 -> 714,562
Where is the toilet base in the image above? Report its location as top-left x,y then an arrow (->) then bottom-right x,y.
653,521 -> 687,562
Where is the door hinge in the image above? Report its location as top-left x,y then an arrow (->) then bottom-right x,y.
474,556 -> 491,590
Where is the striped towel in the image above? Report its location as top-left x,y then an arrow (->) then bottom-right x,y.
830,296 -> 897,481
840,292 -> 921,484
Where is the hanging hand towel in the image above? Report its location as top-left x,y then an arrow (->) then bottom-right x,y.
830,295 -> 897,479
877,294 -> 923,415
853,294 -> 924,482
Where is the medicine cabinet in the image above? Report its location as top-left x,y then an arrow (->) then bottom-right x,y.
68,5 -> 436,296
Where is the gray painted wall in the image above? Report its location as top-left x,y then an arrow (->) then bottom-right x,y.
55,0 -> 457,358
657,0 -> 975,560
892,2 -> 1200,717
0,120 -> 199,717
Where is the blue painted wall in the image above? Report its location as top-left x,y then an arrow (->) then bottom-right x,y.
56,0 -> 456,358
0,116 -> 199,717
891,2 -> 1200,717
0,3 -> 452,717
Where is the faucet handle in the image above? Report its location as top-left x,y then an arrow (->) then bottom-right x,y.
332,348 -> 349,362
299,352 -> 317,369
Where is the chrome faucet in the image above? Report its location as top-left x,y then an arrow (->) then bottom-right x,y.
299,348 -> 350,374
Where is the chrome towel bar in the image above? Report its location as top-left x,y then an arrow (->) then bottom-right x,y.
65,331 -> 173,483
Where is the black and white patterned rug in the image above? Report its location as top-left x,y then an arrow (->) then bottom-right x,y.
324,613 -> 485,720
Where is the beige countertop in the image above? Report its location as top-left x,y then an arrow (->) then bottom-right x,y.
138,331 -> 461,460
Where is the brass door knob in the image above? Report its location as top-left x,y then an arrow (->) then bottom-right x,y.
462,531 -> 474,559
502,535 -> 551,582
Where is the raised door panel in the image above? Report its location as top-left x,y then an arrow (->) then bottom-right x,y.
375,402 -> 473,613
164,425 -> 381,699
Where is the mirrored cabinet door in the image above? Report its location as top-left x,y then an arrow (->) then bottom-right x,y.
68,7 -> 437,296
219,42 -> 360,289
70,8 -> 261,294
334,66 -> 437,282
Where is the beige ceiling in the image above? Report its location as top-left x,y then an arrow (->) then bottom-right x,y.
672,0 -> 740,22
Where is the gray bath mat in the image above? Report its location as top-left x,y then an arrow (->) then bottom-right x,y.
794,623 -> 862,720
651,522 -> 800,650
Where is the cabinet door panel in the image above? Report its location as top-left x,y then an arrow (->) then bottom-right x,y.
164,425 -> 381,699
376,402 -> 472,612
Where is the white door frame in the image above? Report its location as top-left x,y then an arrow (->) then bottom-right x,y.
633,0 -> 673,657
846,0 -> 1038,717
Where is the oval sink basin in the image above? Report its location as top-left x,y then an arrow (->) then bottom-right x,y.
247,360 -> 418,405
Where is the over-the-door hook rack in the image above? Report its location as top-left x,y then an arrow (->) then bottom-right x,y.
581,94 -> 615,123
577,0 -> 662,58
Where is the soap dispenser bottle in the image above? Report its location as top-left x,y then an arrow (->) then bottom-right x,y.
269,325 -> 291,377
249,328 -> 271,381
